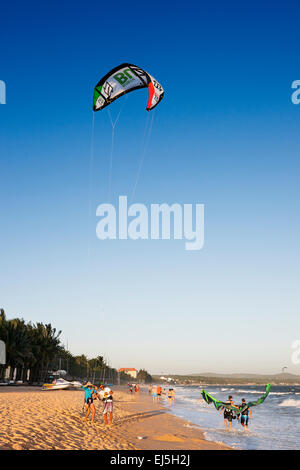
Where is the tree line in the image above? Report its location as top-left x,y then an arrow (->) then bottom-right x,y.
0,309 -> 152,384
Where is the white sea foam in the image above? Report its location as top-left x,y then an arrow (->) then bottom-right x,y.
176,396 -> 202,405
183,423 -> 200,429
235,390 -> 289,396
278,399 -> 300,408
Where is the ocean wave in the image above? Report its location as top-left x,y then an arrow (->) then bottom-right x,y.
183,423 -> 200,429
278,399 -> 300,408
235,389 -> 291,397
176,396 -> 202,405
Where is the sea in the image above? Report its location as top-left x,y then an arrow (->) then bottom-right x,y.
162,384 -> 300,450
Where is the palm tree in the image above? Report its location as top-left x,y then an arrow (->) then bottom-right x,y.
1,317 -> 32,381
28,323 -> 61,383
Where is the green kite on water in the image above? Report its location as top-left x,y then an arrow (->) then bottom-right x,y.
201,384 -> 271,416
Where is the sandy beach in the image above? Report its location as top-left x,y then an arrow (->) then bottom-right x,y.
0,386 -> 230,450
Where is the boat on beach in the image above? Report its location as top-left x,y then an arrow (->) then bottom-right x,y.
70,381 -> 83,389
42,378 -> 71,390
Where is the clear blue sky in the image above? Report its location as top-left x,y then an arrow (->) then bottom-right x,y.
1,1 -> 300,375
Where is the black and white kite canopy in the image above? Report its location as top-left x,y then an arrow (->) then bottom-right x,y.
93,63 -> 164,112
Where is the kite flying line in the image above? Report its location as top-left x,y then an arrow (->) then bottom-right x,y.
130,110 -> 156,204
106,94 -> 128,201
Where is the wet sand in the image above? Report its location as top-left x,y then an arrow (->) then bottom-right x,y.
0,386 -> 230,450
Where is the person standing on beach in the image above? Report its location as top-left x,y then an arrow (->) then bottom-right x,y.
82,381 -> 97,423
239,398 -> 252,429
152,385 -> 158,403
220,395 -> 237,430
98,384 -> 114,425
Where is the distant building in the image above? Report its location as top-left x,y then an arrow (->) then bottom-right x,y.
159,376 -> 173,382
119,368 -> 137,379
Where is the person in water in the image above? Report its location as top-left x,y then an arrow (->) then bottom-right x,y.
220,395 -> 238,430
167,389 -> 174,406
239,398 -> 252,428
82,381 -> 97,423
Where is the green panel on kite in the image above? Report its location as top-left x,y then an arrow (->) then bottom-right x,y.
201,389 -> 239,412
239,383 -> 271,414
201,384 -> 271,416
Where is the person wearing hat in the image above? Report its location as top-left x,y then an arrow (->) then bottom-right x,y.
82,381 -> 97,423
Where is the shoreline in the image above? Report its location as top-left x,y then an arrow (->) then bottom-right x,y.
0,385 -> 231,450
156,382 -> 300,387
115,387 -> 231,450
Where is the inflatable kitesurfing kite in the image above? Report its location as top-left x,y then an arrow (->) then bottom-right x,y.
93,63 -> 164,112
201,384 -> 271,416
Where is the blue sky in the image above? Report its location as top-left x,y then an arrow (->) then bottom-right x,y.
1,1 -> 300,375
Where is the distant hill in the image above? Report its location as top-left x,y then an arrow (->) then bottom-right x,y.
153,372 -> 300,385
189,372 -> 300,379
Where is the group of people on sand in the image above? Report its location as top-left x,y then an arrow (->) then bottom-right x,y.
150,385 -> 175,406
220,395 -> 252,431
128,383 -> 139,393
82,381 -> 114,425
